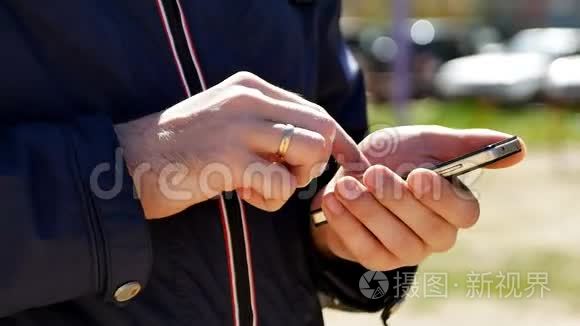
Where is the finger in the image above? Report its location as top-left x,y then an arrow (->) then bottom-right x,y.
334,176 -> 428,266
230,74 -> 370,174
237,187 -> 267,211
407,168 -> 480,229
237,157 -> 297,211
237,187 -> 289,212
310,221 -> 354,262
253,95 -> 369,175
232,90 -> 335,146
363,165 -> 458,252
245,122 -> 330,186
332,124 -> 371,176
322,192 -> 402,271
253,95 -> 368,176
420,126 -> 526,168
245,122 -> 330,166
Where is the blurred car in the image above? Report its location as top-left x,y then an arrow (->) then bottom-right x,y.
344,18 -> 470,102
435,28 -> 580,103
544,55 -> 580,104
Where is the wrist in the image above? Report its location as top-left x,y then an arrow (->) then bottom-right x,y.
114,113 -> 160,175
114,114 -> 164,219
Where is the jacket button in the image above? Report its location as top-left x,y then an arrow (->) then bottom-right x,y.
114,281 -> 142,302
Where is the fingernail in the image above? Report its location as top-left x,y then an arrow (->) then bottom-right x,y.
324,195 -> 344,215
363,167 -> 383,190
421,177 -> 432,195
410,170 -> 433,197
337,178 -> 363,200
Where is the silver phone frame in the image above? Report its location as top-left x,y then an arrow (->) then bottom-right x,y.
432,137 -> 521,178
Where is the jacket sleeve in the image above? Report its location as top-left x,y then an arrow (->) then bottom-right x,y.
0,114 -> 151,317
312,0 -> 416,323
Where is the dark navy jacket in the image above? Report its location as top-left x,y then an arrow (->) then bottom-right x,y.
0,1 -> 413,325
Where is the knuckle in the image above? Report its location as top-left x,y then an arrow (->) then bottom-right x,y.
306,133 -> 329,160
296,174 -> 312,188
425,220 -> 454,248
403,249 -> 425,266
358,250 -> 380,270
361,249 -> 397,271
264,200 -> 284,212
227,85 -> 262,103
432,229 -> 458,252
226,85 -> 249,99
393,234 -> 427,265
354,208 -> 376,226
317,116 -> 336,139
429,218 -> 451,237
230,71 -> 258,84
276,182 -> 297,201
310,131 -> 328,148
305,163 -> 326,183
349,239 -> 372,261
361,261 -> 388,272
264,166 -> 294,197
458,202 -> 480,228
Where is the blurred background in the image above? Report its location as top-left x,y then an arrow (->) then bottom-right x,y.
325,0 -> 580,325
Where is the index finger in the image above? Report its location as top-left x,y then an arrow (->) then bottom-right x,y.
331,124 -> 370,175
236,73 -> 370,174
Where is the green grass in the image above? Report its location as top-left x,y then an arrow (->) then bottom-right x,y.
368,100 -> 580,146
413,250 -> 580,309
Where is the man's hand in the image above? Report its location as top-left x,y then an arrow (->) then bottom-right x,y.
114,72 -> 366,219
312,126 -> 526,271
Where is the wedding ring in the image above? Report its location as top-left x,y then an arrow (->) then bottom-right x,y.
276,124 -> 295,159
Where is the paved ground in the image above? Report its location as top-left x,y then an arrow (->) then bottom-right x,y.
324,299 -> 580,326
324,147 -> 580,326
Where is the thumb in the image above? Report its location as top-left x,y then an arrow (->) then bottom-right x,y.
421,127 -> 527,169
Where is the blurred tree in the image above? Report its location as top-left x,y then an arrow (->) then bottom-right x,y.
342,0 -> 477,21
412,0 -> 476,17
343,0 -> 389,22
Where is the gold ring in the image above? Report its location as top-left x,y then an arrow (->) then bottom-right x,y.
276,124 -> 295,158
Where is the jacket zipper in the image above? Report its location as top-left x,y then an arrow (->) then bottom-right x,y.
158,0 -> 204,93
156,1 -> 255,325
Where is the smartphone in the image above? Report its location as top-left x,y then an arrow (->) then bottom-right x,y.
311,136 -> 522,226
431,136 -> 521,178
